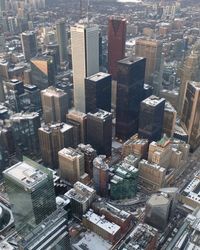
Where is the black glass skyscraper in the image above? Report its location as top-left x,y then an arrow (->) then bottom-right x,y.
85,72 -> 112,113
87,109 -> 112,157
138,95 -> 165,142
116,57 -> 146,140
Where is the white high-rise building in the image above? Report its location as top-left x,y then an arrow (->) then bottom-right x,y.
71,24 -> 99,113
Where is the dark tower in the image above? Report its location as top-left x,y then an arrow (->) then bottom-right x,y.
116,57 -> 146,140
85,72 -> 112,113
138,95 -> 165,142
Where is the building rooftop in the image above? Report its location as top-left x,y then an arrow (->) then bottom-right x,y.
88,109 -> 112,119
40,123 -> 73,133
86,72 -> 111,82
58,147 -> 83,159
164,101 -> 176,113
3,162 -> 47,190
182,172 -> 200,205
10,112 -> 39,121
139,160 -> 166,172
142,95 -> 165,106
147,194 -> 170,206
118,56 -> 145,65
189,81 -> 200,90
41,86 -> 67,97
83,210 -> 120,235
93,156 -> 109,171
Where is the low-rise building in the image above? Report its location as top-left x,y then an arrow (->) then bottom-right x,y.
83,209 -> 121,244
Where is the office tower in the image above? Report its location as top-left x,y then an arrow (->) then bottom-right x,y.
24,84 -> 41,112
31,54 -> 55,90
85,72 -> 112,113
18,208 -> 71,250
145,194 -> 172,231
138,95 -> 165,142
21,31 -> 37,61
93,155 -> 109,197
138,159 -> 166,191
66,110 -> 87,144
10,112 -> 41,156
6,79 -> 24,95
108,16 -> 126,80
178,51 -> 200,116
77,144 -> 97,178
135,38 -> 163,94
181,81 -> 200,151
38,123 -> 74,168
56,19 -> 68,63
116,57 -> 146,140
87,109 -> 112,157
41,86 -> 68,124
65,181 -> 96,219
3,160 -> 56,235
71,24 -> 99,112
58,148 -> 85,184
163,102 -> 177,137
110,160 -> 138,200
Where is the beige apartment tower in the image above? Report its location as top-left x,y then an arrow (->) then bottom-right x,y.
41,86 -> 68,124
58,147 -> 85,184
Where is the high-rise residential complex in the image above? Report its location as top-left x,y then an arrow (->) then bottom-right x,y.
71,23 -> 99,112
108,16 -> 126,80
38,123 -> 74,168
93,155 -> 109,197
181,81 -> 200,151
21,31 -> 37,61
31,54 -> 55,90
41,86 -> 68,124
116,57 -> 146,140
138,95 -> 165,142
66,110 -> 87,144
87,109 -> 112,157
85,72 -> 112,113
3,159 -> 56,235
10,112 -> 41,156
58,147 -> 85,184
56,19 -> 68,63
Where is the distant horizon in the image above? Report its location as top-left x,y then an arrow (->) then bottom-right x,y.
117,0 -> 142,2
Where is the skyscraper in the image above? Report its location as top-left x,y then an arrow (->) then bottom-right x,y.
108,16 -> 126,80
21,31 -> 37,61
66,110 -> 87,144
135,38 -> 163,94
138,95 -> 165,142
10,112 -> 41,156
31,54 -> 55,90
178,51 -> 200,116
58,147 -> 85,184
56,19 -> 68,63
3,159 -> 56,235
38,123 -> 74,168
41,86 -> 68,124
85,72 -> 112,113
115,57 -> 146,140
87,109 -> 112,157
181,81 -> 200,151
93,155 -> 109,197
71,24 -> 99,112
